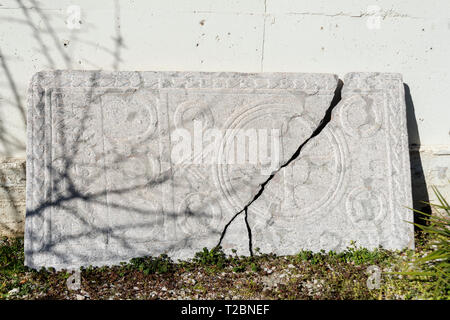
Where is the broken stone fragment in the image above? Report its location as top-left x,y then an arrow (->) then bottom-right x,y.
25,71 -> 338,269
0,158 -> 26,237
225,73 -> 414,255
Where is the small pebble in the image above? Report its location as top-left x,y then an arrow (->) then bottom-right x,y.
8,288 -> 19,295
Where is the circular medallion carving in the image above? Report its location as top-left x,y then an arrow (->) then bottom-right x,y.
345,187 -> 386,227
102,90 -> 158,144
339,95 -> 382,138
214,98 -> 306,213
177,192 -> 222,236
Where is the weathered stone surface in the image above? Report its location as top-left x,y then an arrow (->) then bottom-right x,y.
25,71 -> 338,269
0,158 -> 26,237
225,73 -> 414,255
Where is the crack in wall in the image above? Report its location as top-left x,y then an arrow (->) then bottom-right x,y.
260,0 -> 267,72
284,10 -> 425,19
217,79 -> 343,255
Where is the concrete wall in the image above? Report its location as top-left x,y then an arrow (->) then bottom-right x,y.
0,0 -> 449,236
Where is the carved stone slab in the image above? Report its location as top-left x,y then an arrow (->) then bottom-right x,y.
25,71 -> 338,269
225,73 -> 414,255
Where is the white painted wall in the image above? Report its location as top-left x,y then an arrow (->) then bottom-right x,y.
0,0 -> 449,202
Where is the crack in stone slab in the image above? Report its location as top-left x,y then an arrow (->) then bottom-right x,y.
217,80 -> 343,255
25,71 -> 341,269
25,71 -> 415,268
244,73 -> 415,254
